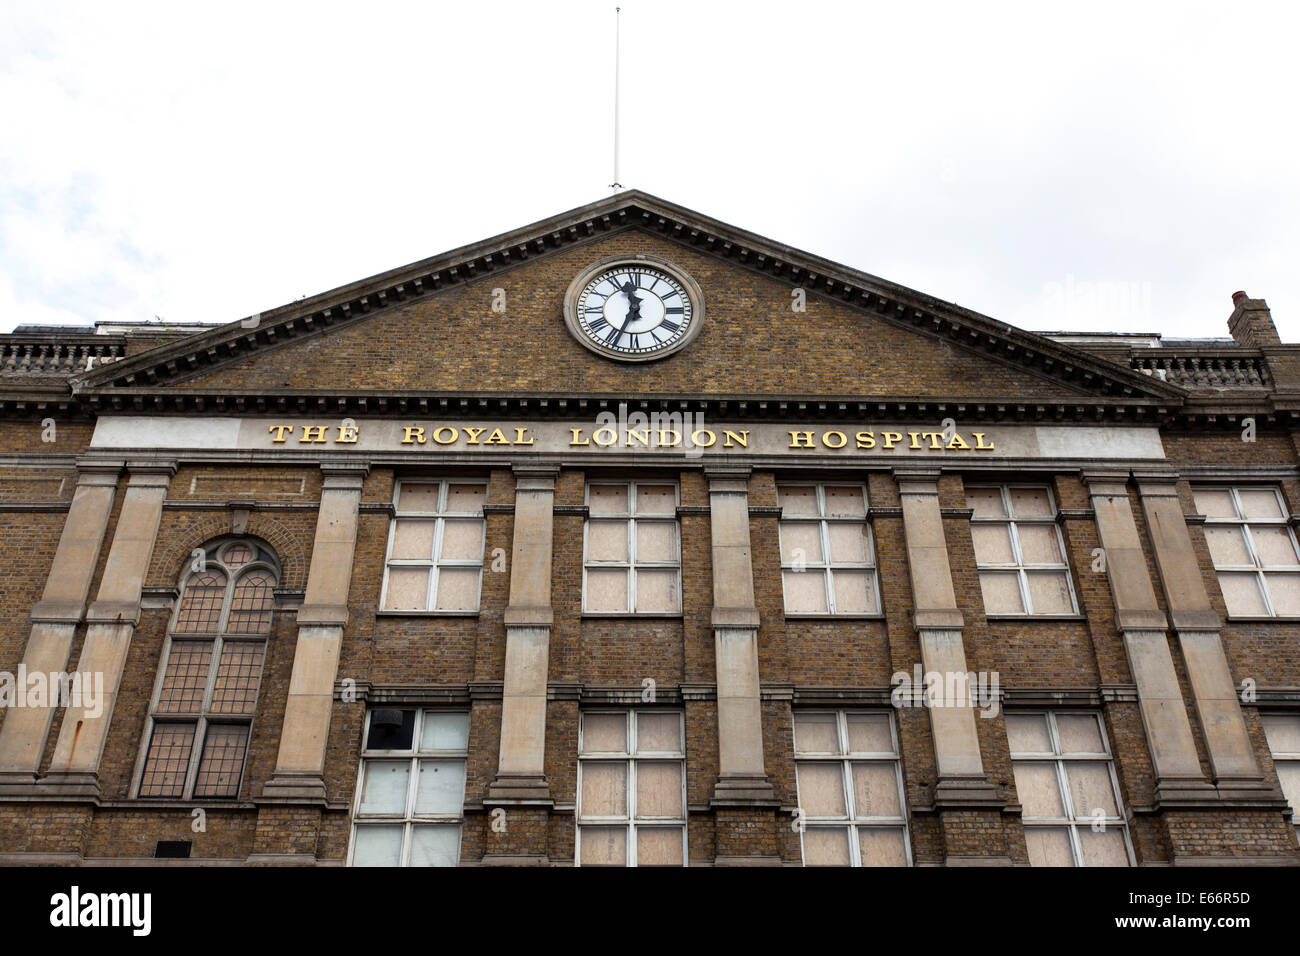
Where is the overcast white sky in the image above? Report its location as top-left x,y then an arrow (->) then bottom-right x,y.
2,1 -> 1297,339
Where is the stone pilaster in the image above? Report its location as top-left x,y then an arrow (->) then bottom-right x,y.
1136,474 -> 1275,801
261,464 -> 367,803
39,461 -> 176,797
706,468 -> 775,806
1085,472 -> 1212,803
486,465 -> 558,808
896,469 -> 1001,814
0,464 -> 121,794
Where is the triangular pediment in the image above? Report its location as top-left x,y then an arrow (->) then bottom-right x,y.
70,191 -> 1184,420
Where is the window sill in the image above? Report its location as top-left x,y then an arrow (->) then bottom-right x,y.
375,610 -> 481,618
110,799 -> 255,809
784,614 -> 887,621
985,614 -> 1087,622
580,613 -> 684,619
1223,615 -> 1300,622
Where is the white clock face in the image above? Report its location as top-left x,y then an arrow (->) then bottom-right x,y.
573,264 -> 697,358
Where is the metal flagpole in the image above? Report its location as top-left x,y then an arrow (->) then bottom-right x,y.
611,6 -> 622,191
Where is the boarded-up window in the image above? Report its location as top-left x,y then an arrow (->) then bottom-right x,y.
383,480 -> 486,612
1194,486 -> 1300,618
967,484 -> 1076,615
1262,714 -> 1300,833
577,710 -> 686,866
779,484 -> 879,615
583,483 -> 681,613
1009,711 -> 1132,866
793,711 -> 910,866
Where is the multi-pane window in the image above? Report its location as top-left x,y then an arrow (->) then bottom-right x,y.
137,539 -> 276,800
1193,486 -> 1300,617
967,484 -> 1076,615
576,710 -> 686,866
382,479 -> 486,612
793,711 -> 910,866
1008,711 -> 1132,866
349,709 -> 469,867
583,482 -> 680,613
778,484 -> 880,614
1262,714 -> 1300,832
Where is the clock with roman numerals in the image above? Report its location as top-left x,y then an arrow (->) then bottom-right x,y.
563,255 -> 705,362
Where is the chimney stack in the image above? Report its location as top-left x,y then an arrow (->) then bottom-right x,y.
1227,291 -> 1281,348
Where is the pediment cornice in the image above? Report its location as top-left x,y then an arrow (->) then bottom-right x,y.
67,190 -> 1185,409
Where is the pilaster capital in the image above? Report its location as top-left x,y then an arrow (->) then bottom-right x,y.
513,470 -> 558,493
1081,469 -> 1131,497
124,460 -> 177,487
1132,468 -> 1182,497
72,462 -> 124,487
320,463 -> 369,491
893,467 -> 942,494
511,463 -> 560,481
704,464 -> 752,483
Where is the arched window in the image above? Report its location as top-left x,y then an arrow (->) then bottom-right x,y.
135,538 -> 279,800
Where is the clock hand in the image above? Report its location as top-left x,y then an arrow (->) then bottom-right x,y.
621,280 -> 642,328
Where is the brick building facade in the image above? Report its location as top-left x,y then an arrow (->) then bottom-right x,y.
0,190 -> 1297,866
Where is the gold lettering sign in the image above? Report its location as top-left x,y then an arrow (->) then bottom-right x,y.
785,430 -> 994,451
265,423 -> 995,452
